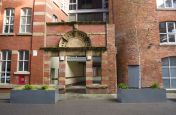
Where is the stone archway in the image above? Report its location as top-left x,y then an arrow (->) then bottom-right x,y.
59,29 -> 91,48
58,30 -> 91,93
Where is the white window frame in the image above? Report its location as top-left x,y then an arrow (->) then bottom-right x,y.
69,0 -> 77,10
162,57 -> 176,89
103,0 -> 108,9
3,8 -> 15,33
52,15 -> 58,22
18,51 -> 29,72
19,8 -> 32,33
68,0 -> 108,22
0,50 -> 11,84
160,22 -> 176,45
157,0 -> 176,9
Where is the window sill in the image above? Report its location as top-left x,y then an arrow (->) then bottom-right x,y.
0,84 -> 13,88
14,71 -> 30,75
0,33 -> 15,36
17,33 -> 32,36
157,8 -> 176,11
160,43 -> 176,46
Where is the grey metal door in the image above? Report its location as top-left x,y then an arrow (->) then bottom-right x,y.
128,65 -> 140,88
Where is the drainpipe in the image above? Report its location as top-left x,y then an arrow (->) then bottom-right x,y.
42,0 -> 47,84
29,0 -> 35,84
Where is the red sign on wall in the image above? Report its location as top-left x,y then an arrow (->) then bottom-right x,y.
18,76 -> 25,84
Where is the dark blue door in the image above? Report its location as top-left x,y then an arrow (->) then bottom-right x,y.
128,65 -> 140,88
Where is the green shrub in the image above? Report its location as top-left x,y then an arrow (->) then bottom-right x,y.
41,85 -> 49,90
24,84 -> 33,90
150,83 -> 159,89
118,83 -> 128,89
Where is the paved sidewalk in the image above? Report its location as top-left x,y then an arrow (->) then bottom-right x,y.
0,93 -> 176,115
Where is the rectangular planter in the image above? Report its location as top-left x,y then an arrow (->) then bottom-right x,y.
10,90 -> 59,104
118,88 -> 166,103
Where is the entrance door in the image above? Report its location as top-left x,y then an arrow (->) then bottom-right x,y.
66,56 -> 86,93
128,65 -> 140,88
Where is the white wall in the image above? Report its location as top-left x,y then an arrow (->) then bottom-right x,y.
65,62 -> 85,85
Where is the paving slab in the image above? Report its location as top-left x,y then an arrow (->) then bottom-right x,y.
0,93 -> 176,115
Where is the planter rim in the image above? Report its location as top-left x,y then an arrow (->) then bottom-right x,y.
118,88 -> 165,90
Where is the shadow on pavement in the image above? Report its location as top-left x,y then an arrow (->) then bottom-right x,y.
0,99 -> 10,103
107,98 -> 121,103
168,99 -> 176,102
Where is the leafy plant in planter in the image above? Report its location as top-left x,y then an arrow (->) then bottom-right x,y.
11,85 -> 58,104
149,83 -> 159,89
117,82 -> 166,103
24,84 -> 33,90
118,83 -> 128,89
41,85 -> 49,90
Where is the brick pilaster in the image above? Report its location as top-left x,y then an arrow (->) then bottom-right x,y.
86,59 -> 93,86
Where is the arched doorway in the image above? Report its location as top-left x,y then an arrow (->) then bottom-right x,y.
58,30 -> 97,94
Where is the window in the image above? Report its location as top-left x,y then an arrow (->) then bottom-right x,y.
159,22 -> 176,44
68,0 -> 108,22
93,56 -> 102,84
0,50 -> 11,84
104,0 -> 108,9
3,8 -> 15,33
78,0 -> 102,9
52,15 -> 58,22
162,57 -> 176,89
18,50 -> 29,71
20,8 -> 32,33
78,13 -> 103,21
157,0 -> 176,8
69,13 -> 76,21
69,0 -> 76,10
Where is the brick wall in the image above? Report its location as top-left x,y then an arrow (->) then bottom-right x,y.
45,23 -> 117,93
113,0 -> 176,87
0,0 -> 68,85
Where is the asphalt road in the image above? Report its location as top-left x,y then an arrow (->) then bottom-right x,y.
0,98 -> 176,115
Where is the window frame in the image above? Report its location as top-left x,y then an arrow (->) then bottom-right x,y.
17,50 -> 29,72
68,0 -> 109,22
69,0 -> 77,10
3,8 -> 15,34
160,22 -> 176,45
162,57 -> 176,89
157,0 -> 176,9
52,15 -> 58,22
0,50 -> 11,84
19,8 -> 32,33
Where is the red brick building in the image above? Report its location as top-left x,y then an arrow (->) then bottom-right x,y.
113,0 -> 176,90
0,0 -> 117,93
0,0 -> 175,93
